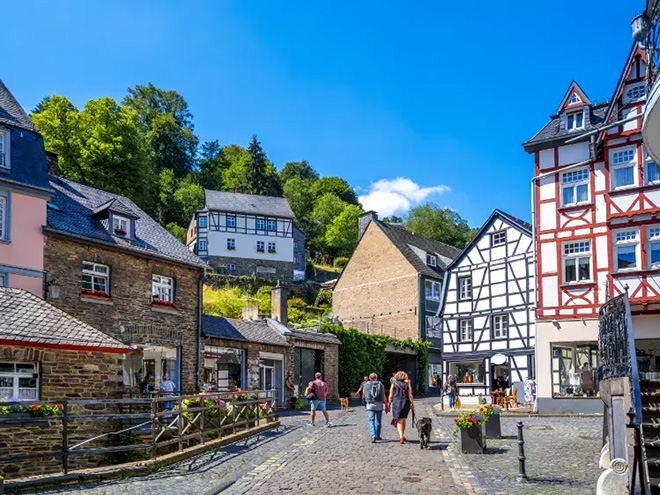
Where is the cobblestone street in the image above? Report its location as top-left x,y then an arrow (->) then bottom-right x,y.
28,398 -> 603,495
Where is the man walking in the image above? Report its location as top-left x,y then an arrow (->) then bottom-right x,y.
306,372 -> 331,427
364,373 -> 387,443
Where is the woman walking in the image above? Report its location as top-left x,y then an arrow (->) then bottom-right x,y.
444,374 -> 458,411
389,371 -> 414,444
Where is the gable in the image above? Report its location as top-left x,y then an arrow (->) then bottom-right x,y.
557,81 -> 592,113
603,43 -> 647,128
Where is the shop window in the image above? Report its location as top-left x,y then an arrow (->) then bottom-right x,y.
551,342 -> 600,398
0,362 -> 39,400
122,346 -> 180,393
428,364 -> 442,388
451,361 -> 484,384
203,346 -> 245,391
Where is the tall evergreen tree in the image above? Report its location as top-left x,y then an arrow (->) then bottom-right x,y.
237,135 -> 271,195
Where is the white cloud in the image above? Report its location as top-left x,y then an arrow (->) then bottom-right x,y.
358,177 -> 450,218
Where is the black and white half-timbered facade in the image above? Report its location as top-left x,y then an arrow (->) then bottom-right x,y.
440,210 -> 536,402
187,190 -> 298,282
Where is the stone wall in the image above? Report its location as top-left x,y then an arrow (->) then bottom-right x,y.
288,337 -> 339,402
333,221 -> 421,340
43,236 -> 203,392
208,255 -> 294,283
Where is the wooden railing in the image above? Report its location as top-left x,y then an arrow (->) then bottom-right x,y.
0,389 -> 278,477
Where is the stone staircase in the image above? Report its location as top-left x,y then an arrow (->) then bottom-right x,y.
641,380 -> 660,494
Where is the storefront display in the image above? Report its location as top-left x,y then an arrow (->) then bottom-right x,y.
203,346 -> 245,390
428,364 -> 442,388
451,362 -> 484,384
551,342 -> 600,398
123,345 -> 181,393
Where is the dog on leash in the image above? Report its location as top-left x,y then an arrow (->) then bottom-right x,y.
416,417 -> 432,449
339,397 -> 350,411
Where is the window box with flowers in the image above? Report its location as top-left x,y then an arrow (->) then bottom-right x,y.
152,298 -> 177,310
114,227 -> 127,236
81,288 -> 111,300
227,246 -> 235,251
268,248 -> 276,254
0,401 -> 62,428
454,411 -> 486,453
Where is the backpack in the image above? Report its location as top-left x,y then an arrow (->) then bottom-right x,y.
364,381 -> 384,403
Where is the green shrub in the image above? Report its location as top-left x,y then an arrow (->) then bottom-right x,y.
316,290 -> 332,306
203,286 -> 246,318
333,257 -> 348,269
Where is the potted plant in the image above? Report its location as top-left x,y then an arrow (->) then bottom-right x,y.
478,404 -> 502,439
114,226 -> 127,236
454,411 -> 486,454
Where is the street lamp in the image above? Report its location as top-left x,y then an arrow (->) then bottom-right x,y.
632,12 -> 651,42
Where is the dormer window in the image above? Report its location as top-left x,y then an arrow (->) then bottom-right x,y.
569,93 -> 581,104
112,215 -> 131,237
567,111 -> 584,131
0,130 -> 9,170
426,254 -> 437,267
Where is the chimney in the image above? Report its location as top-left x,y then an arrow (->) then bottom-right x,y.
46,151 -> 59,176
271,285 -> 288,326
243,302 -> 259,321
358,211 -> 378,239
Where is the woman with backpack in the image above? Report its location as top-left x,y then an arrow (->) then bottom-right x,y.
389,371 -> 414,444
364,373 -> 387,442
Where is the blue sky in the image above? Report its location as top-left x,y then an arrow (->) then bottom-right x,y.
3,1 -> 643,226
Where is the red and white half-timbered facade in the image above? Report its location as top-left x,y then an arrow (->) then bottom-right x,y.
524,44 -> 659,413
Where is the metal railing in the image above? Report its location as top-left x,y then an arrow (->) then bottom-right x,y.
0,389 -> 278,479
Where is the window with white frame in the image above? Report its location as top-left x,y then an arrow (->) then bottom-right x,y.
458,276 -> 472,300
426,316 -> 441,338
491,231 -> 506,246
561,168 -> 590,206
226,215 -> 236,228
647,155 -> 660,185
0,362 -> 38,400
152,275 -> 174,303
626,84 -> 646,101
459,319 -> 473,342
426,254 -> 437,267
227,238 -> 235,250
226,263 -> 236,273
82,261 -> 110,295
198,240 -> 207,251
0,194 -> 6,241
198,216 -> 207,228
569,92 -> 581,104
268,242 -> 276,253
267,220 -> 277,232
256,218 -> 266,230
257,241 -> 265,252
567,111 -> 584,131
112,215 -> 131,236
611,148 -> 637,189
425,280 -> 441,300
0,131 -> 8,169
648,227 -> 660,269
613,229 -> 639,272
492,314 -> 508,339
563,241 -> 591,283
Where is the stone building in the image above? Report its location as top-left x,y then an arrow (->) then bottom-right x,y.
333,212 -> 460,390
187,190 -> 299,282
44,177 -> 207,394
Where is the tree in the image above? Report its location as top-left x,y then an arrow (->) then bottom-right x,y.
311,193 -> 348,230
220,144 -> 251,191
310,177 -> 359,205
280,160 -> 319,184
123,83 -> 198,177
325,204 -> 363,256
383,215 -> 403,223
158,169 -> 179,225
166,222 -> 187,244
283,178 -> 314,222
173,175 -> 205,226
235,135 -> 281,196
198,140 -> 225,190
405,203 -> 476,249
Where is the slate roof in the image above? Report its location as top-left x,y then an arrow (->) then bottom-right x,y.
0,80 -> 39,133
47,177 -> 206,268
375,220 -> 461,277
204,190 -> 295,219
202,315 -> 289,346
287,329 -> 340,344
92,198 -> 139,218
495,209 -> 532,234
0,288 -> 128,350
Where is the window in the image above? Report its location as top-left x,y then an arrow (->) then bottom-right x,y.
458,276 -> 472,300
198,216 -> 207,228
648,227 -> 660,269
613,229 -> 639,271
82,261 -> 110,295
569,92 -> 581,104
198,240 -> 207,251
257,241 -> 265,252
152,275 -> 174,303
647,157 -> 660,185
491,231 -> 506,246
227,263 -> 236,273
426,316 -> 441,338
551,342 -> 600,398
0,273 -> 6,287
459,319 -> 473,342
0,131 -> 8,169
567,111 -> 584,131
426,254 -> 437,267
626,84 -> 646,101
0,362 -> 38,400
227,238 -> 236,250
563,241 -> 591,283
492,315 -> 508,339
256,218 -> 266,230
112,215 -> 130,236
561,168 -> 590,206
268,242 -> 276,253
267,220 -> 277,232
425,280 -> 441,301
0,194 -> 6,241
611,149 -> 637,189
428,364 -> 443,388
226,215 -> 236,228
451,361 -> 483,384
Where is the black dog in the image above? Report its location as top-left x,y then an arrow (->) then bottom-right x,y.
415,417 -> 432,449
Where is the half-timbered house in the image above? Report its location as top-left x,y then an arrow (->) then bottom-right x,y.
523,43 -> 660,413
440,210 -> 535,403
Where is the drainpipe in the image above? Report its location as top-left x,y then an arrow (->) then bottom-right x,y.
196,271 -> 204,392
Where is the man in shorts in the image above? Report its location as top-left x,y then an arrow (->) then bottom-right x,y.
306,372 -> 331,427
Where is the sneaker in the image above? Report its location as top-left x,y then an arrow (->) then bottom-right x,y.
371,437 -> 376,443
375,437 -> 383,440
325,422 -> 332,428
307,422 -> 315,427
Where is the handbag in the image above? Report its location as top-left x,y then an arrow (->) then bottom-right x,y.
305,382 -> 316,400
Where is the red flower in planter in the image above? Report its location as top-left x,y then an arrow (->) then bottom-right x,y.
114,227 -> 127,235
81,288 -> 109,298
153,299 -> 176,308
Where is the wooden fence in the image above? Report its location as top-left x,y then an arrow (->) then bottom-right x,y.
0,389 -> 278,477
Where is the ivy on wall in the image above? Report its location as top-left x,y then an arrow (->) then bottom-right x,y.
320,324 -> 430,396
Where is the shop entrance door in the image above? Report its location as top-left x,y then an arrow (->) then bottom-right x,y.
294,348 -> 322,398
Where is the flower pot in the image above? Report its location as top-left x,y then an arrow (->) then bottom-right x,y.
458,425 -> 486,454
484,414 -> 501,439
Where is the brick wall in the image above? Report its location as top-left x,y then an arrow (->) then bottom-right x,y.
43,236 -> 203,392
333,221 -> 421,340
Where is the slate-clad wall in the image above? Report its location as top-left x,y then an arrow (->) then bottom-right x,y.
43,236 -> 203,392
